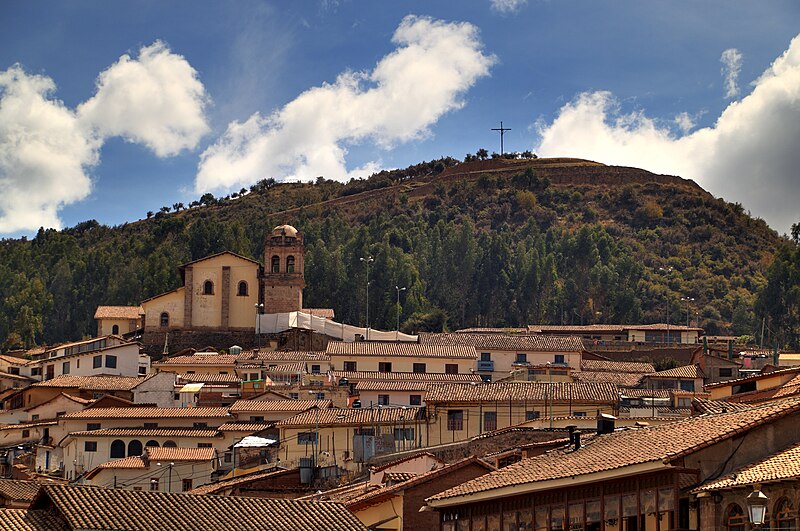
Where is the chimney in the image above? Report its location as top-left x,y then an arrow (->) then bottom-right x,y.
573,431 -> 582,451
566,425 -> 577,445
597,413 -> 616,435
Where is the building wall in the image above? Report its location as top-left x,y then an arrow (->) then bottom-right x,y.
142,289 -> 185,332
358,390 -> 425,408
36,343 -> 144,381
353,497 -> 403,530
476,349 -> 582,379
329,355 -> 475,374
26,395 -> 86,422
84,459 -> 216,492
132,372 -> 179,408
98,318 -> 140,337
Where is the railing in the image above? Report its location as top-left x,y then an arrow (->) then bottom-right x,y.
477,360 -> 494,372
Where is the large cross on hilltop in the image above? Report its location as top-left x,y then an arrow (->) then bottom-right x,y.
491,121 -> 511,156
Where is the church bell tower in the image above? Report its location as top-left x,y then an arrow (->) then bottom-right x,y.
262,225 -> 305,313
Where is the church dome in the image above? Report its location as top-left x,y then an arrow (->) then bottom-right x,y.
272,224 -> 298,238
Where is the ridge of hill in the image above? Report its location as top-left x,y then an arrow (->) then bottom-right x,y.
0,156 -> 787,350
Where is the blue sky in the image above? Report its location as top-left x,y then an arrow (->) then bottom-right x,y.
1,1 -> 799,237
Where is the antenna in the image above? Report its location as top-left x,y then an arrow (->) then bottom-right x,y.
491,121 -> 511,155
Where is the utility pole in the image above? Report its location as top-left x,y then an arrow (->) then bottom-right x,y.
491,121 -> 511,156
395,286 -> 406,341
360,256 -> 373,340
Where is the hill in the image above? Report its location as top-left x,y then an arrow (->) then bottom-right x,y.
0,156 -> 791,350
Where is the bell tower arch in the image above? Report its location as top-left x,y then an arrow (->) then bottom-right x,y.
262,225 -> 305,313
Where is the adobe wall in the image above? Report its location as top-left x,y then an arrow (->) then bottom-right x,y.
140,328 -> 332,357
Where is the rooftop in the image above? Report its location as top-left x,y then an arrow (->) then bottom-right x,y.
32,374 -> 151,391
228,399 -> 330,413
276,406 -> 426,427
693,441 -> 800,492
63,407 -> 231,419
330,370 -> 483,382
67,427 -> 222,438
326,342 -> 477,359
647,364 -> 705,379
419,332 -> 585,352
580,359 -> 655,373
424,381 -> 619,403
93,306 -> 144,320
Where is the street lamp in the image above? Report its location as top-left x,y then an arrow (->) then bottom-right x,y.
681,297 -> 695,328
746,486 -> 769,528
546,362 -> 553,430
360,256 -> 374,340
658,267 -> 673,345
254,303 -> 264,350
308,390 -> 320,468
395,286 -> 406,341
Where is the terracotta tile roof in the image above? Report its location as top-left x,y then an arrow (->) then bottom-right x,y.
427,397 -> 800,504
0,354 -> 30,366
354,380 -> 429,392
704,366 -> 800,389
693,441 -> 800,492
0,370 -> 33,382
67,427 -> 222,438
91,456 -> 147,470
581,360 -> 655,373
619,388 -> 673,398
276,406 -> 426,427
229,399 -> 329,413
371,451 -> 443,473
24,392 -> 94,412
326,342 -> 477,359
0,509 -> 69,531
146,446 -> 216,462
296,480 -> 381,503
216,422 -> 274,432
424,382 -> 619,404
237,361 -> 308,372
32,374 -> 151,391
0,480 -> 41,502
528,324 -> 627,333
250,350 -> 331,362
63,406 -> 231,419
34,483 -> 367,530
347,456 -> 495,509
188,466 -> 289,495
331,370 -> 483,382
573,371 -> 645,387
455,327 -> 529,334
93,306 -> 144,320
725,374 -> 800,404
0,421 -> 58,431
383,472 -> 417,482
648,364 -> 705,379
419,332 -> 585,352
154,354 -> 241,366
178,373 -> 242,384
691,398 -> 755,414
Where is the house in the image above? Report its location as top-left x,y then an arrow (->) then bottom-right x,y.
639,364 -> 705,392
424,397 -> 800,531
526,323 -> 703,344
346,456 -> 495,530
0,354 -> 35,390
690,348 -> 743,384
93,306 -> 144,337
573,359 -> 655,388
1,483 -> 368,530
368,452 -> 446,485
326,342 -> 477,375
0,479 -> 46,508
27,336 -> 149,381
228,398 -> 331,424
82,446 -> 217,492
423,381 -> 619,445
706,366 -> 800,404
188,466 -> 316,498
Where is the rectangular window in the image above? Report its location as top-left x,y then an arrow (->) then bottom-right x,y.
289,393 -> 299,400
87,423 -> 101,431
105,355 -> 117,369
31,414 -> 40,421
310,364 -> 321,374
182,479 -> 193,492
515,353 -> 527,364
679,380 -> 695,392
378,394 -> 390,406
223,452 -> 232,463
250,416 -> 265,423
144,422 -> 158,428
8,367 -> 19,375
394,428 -> 415,441
93,355 -> 102,369
480,352 -> 491,361
193,422 -> 208,428
554,354 -> 565,364
409,394 -> 422,406
84,441 -> 98,452
719,368 -> 733,377
22,430 -> 30,438
139,366 -> 147,375
62,361 -> 70,375
315,392 -> 325,400
526,411 -> 540,420
484,411 -> 497,431
447,410 -> 464,431
574,411 -> 587,417
445,364 -> 458,374
412,363 -> 426,373
378,362 -> 392,373
197,443 -> 212,448
31,367 -> 41,376
56,411 -> 66,417
150,478 -> 159,491
343,361 -> 357,372
298,432 -> 317,444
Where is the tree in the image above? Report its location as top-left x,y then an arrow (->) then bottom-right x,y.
476,148 -> 489,160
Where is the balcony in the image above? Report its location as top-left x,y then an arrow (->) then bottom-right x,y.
477,360 -> 494,372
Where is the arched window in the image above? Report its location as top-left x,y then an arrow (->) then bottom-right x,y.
271,255 -> 280,273
163,440 -> 177,448
160,312 -> 169,328
286,255 -> 295,273
238,281 -> 248,296
145,440 -> 160,448
111,324 -> 119,335
776,497 -> 796,529
725,503 -> 746,531
127,439 -> 143,456
203,280 -> 214,295
110,440 -> 125,458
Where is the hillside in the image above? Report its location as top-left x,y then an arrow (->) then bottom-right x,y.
0,156 -> 791,350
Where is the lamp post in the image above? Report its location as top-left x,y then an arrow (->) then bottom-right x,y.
659,267 -> 673,344
395,286 -> 406,341
546,362 -> 553,430
254,303 -> 264,350
747,486 -> 769,528
308,390 -> 320,468
681,297 -> 695,328
157,462 -> 174,492
360,256 -> 374,340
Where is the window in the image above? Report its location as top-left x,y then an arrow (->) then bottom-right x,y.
31,367 -> 41,376
143,422 -> 158,428
163,440 -> 177,448
725,503 -> 746,531
31,414 -> 40,421
85,441 -> 98,452
150,478 -> 159,491
203,280 -> 214,295
22,429 -> 30,438
224,452 -> 232,463
679,380 -> 695,392
344,361 -> 357,372
515,353 -> 527,363
378,394 -> 390,406
193,422 -> 208,428
56,411 -> 66,418
310,364 -> 321,374
198,443 -> 212,448
250,416 -> 265,423
298,432 -> 317,444
445,364 -> 458,374
447,410 -> 464,431
160,312 -> 169,327
315,392 -> 325,400
112,324 -> 119,335
110,440 -> 124,459
7,366 -> 19,375
574,411 -> 587,417
412,363 -> 426,373
480,352 -> 491,361
409,394 -> 422,406
289,393 -> 299,400
554,354 -> 565,364
62,361 -> 70,375
719,368 -> 733,377
182,479 -> 193,492
286,255 -> 295,273
128,440 -> 143,456
93,355 -> 102,369
394,428 -> 415,441
378,362 -> 392,373
526,411 -> 540,420
484,411 -> 497,431
145,440 -> 159,448
105,355 -> 117,369
776,497 -> 795,529
237,280 -> 248,296
271,255 -> 280,273
139,366 -> 147,375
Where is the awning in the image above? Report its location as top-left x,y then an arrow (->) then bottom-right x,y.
179,383 -> 204,393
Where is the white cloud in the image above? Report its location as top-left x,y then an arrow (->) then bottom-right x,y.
720,48 -> 743,99
0,67 -> 99,233
196,15 -> 495,192
78,41 -> 210,157
536,34 -> 800,234
674,112 -> 695,134
490,0 -> 528,14
0,42 -> 209,233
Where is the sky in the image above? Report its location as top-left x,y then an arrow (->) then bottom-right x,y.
1,1 -> 799,237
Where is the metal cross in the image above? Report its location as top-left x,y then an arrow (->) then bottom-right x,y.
491,121 -> 511,155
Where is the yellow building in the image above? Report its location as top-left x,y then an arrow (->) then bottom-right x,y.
93,306 -> 144,337
326,342 -> 477,374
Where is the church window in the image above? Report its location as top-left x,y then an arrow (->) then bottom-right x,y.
112,324 -> 119,335
160,312 -> 169,327
203,280 -> 214,295
287,255 -> 295,273
237,281 -> 248,296
725,503 -> 746,531
271,255 -> 280,273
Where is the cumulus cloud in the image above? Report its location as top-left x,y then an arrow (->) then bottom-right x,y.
536,34 -> 800,234
674,112 -> 696,134
721,48 -> 743,99
490,0 -> 528,14
196,15 -> 495,192
0,42 -> 209,233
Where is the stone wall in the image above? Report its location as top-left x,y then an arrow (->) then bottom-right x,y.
141,328 -> 333,357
